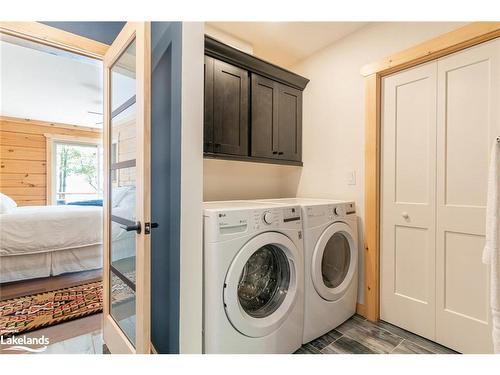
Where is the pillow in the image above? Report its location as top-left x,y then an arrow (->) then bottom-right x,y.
118,188 -> 136,210
112,186 -> 132,208
0,193 -> 17,214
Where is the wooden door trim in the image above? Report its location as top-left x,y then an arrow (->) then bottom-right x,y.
361,21 -> 500,321
0,22 -> 108,59
103,22 -> 151,354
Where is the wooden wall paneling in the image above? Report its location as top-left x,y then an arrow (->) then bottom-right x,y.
0,116 -> 101,206
0,131 -> 46,148
362,22 -> 500,322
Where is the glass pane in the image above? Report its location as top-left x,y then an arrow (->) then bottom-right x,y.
237,245 -> 290,318
109,39 -> 137,347
321,233 -> 351,289
111,167 -> 136,221
111,270 -> 136,344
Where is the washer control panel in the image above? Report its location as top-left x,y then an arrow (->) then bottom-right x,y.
204,205 -> 302,242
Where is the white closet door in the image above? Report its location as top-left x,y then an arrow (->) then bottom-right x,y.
435,39 -> 499,354
381,62 -> 438,341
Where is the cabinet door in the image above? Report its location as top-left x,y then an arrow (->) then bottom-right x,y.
251,74 -> 279,158
213,59 -> 248,156
277,84 -> 302,161
204,56 -> 214,153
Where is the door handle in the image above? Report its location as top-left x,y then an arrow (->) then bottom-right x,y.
120,221 -> 141,234
144,222 -> 159,235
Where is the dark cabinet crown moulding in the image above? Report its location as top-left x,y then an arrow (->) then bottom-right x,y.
205,35 -> 309,91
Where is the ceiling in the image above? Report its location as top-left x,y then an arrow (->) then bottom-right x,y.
207,22 -> 368,67
0,35 -> 103,127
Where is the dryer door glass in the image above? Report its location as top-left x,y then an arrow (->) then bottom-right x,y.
237,245 -> 290,318
322,233 -> 351,289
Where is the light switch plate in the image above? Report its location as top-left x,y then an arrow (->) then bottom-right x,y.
347,170 -> 356,185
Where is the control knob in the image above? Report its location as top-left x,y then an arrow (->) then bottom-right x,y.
334,205 -> 347,217
262,211 -> 273,225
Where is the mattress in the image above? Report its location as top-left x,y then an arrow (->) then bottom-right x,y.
0,205 -> 103,256
0,237 -> 135,283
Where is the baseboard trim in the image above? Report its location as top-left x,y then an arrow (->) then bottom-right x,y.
356,303 -> 367,318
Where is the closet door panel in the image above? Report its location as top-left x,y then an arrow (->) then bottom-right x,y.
380,62 -> 437,341
435,39 -> 499,354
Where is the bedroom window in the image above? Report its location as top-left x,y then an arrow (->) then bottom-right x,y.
55,141 -> 101,204
49,139 -> 103,205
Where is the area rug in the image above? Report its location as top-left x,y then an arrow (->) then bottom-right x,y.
0,281 -> 103,337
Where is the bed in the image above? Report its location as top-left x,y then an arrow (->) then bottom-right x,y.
0,189 -> 135,283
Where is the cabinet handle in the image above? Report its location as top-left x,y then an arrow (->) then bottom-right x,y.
402,212 -> 409,220
272,151 -> 278,154
278,152 -> 284,155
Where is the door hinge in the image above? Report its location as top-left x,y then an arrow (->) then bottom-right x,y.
144,222 -> 159,235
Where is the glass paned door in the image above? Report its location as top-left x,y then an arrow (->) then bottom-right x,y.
103,22 -> 151,354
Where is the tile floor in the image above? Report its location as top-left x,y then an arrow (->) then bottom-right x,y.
295,314 -> 458,354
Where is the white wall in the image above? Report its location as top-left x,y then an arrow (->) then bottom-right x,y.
204,24 -> 253,54
179,22 -> 204,353
290,22 -> 467,304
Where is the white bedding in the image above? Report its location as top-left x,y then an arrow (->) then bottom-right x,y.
0,188 -> 137,282
0,205 -> 103,256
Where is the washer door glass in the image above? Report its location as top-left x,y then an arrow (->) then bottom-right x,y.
321,232 -> 351,289
238,245 -> 290,318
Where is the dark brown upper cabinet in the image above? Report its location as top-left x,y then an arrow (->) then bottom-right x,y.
204,56 -> 248,156
204,35 -> 309,166
251,74 -> 302,162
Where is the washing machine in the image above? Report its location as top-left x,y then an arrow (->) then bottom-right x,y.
255,198 -> 358,344
203,200 -> 304,353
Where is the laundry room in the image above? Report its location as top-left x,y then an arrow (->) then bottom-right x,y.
1,13 -> 500,364
200,21 -> 498,355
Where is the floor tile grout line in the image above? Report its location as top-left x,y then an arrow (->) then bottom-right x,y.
389,339 -> 405,354
374,321 -> 453,354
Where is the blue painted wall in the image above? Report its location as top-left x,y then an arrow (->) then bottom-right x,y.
150,21 -> 183,354
41,22 -> 125,44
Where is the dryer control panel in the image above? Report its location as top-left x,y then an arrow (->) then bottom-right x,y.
304,201 -> 356,228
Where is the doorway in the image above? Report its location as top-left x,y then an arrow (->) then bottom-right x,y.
0,28 -> 107,354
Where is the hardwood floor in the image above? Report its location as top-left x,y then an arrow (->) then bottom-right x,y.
0,269 -> 102,301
